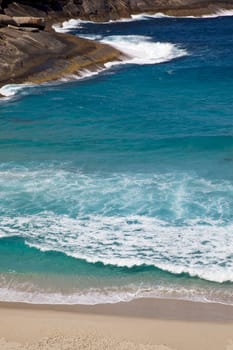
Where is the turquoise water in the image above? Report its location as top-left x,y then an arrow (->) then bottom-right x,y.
0,13 -> 233,304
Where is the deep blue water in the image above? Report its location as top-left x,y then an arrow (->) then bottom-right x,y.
0,14 -> 233,304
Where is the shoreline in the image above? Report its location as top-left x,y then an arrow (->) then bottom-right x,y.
0,298 -> 233,349
1,4 -> 233,93
1,1 -> 233,92
1,297 -> 233,322
0,27 -> 123,93
45,4 -> 233,29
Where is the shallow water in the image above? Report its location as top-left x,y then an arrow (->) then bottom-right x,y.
0,14 -> 233,304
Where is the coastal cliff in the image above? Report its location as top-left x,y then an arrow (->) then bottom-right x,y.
1,0 -> 233,22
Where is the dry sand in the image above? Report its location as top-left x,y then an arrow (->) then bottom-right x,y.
0,298 -> 233,350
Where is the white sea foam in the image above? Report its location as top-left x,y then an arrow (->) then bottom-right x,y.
53,14 -> 188,66
54,18 -> 189,66
53,8 -> 233,34
0,279 -> 232,305
1,166 -> 233,303
0,287 -> 226,305
101,35 -> 188,65
0,83 -> 35,99
1,213 -> 233,283
52,14 -> 156,32
0,166 -> 233,286
59,33 -> 188,66
0,287 -> 135,304
1,13 -> 190,101
53,16 -> 189,66
130,9 -> 233,19
0,69 -> 105,100
0,36 -> 187,100
52,17 -> 144,33
52,18 -> 92,33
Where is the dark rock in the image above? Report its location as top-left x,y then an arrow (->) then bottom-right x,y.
2,0 -> 233,23
4,2 -> 47,17
49,0 -> 233,18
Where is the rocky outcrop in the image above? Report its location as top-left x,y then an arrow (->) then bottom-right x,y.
0,14 -> 45,28
13,16 -> 45,29
0,0 -> 232,91
1,0 -> 233,23
0,26 -> 122,88
0,1 -> 125,90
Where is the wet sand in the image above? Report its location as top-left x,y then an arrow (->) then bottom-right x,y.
0,298 -> 233,349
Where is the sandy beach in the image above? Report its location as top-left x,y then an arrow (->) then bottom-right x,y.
0,298 -> 233,350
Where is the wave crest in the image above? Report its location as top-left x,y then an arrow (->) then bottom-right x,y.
1,213 -> 233,283
100,35 -> 188,65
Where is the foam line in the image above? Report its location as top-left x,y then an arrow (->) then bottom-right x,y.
0,83 -> 35,99
0,69 -> 104,99
1,213 -> 233,283
0,36 -> 187,100
1,167 -> 233,284
0,280 -> 232,305
53,8 -> 233,34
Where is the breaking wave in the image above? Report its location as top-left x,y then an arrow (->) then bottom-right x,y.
101,35 -> 188,66
53,8 -> 233,34
0,35 -> 187,100
1,165 -> 233,284
1,214 -> 233,283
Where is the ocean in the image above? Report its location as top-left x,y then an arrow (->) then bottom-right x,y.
0,11 -> 233,305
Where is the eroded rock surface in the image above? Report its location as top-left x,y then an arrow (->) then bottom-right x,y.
0,26 -> 121,87
1,0 -> 233,22
0,0 -> 232,89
